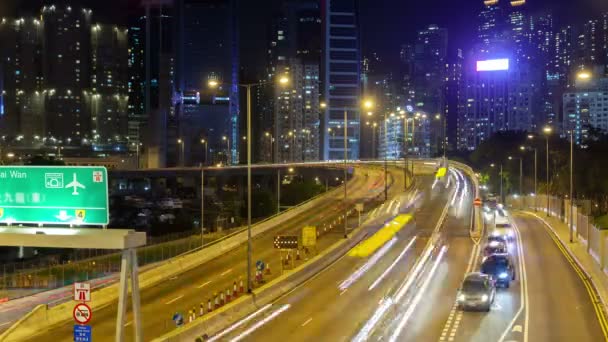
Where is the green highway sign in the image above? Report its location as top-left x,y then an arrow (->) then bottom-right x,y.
0,166 -> 109,225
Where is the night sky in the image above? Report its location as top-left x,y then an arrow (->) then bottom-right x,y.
1,0 -> 608,76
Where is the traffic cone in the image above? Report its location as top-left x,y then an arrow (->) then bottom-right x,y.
192,306 -> 197,319
265,263 -> 271,275
226,288 -> 231,302
220,292 -> 225,305
199,303 -> 204,316
188,310 -> 194,323
207,298 -> 213,313
239,279 -> 244,293
233,282 -> 238,297
296,250 -> 301,260
214,293 -> 219,309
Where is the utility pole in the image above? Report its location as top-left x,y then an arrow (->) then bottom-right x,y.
569,130 -> 574,243
344,109 -> 348,238
201,168 -> 204,248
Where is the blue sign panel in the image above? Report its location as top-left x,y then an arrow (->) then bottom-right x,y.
74,325 -> 91,342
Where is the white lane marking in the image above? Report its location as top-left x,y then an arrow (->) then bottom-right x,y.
368,236 -> 417,291
301,317 -> 312,326
497,217 -> 529,342
340,288 -> 348,296
438,241 -> 480,341
208,304 -> 273,342
124,320 -> 132,327
221,269 -> 233,277
389,246 -> 448,342
231,304 -> 291,342
165,295 -> 184,305
0,321 -> 11,327
197,281 -> 213,289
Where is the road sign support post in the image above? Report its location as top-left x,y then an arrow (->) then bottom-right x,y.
115,248 -> 142,342
130,249 -> 143,342
115,249 -> 129,342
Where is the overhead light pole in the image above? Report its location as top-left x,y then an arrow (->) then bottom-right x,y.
543,126 -> 552,216
209,74 -> 289,293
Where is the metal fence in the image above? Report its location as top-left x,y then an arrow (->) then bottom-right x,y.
507,194 -> 608,272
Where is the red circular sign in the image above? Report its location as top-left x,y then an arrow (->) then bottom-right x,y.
73,303 -> 92,324
474,198 -> 482,207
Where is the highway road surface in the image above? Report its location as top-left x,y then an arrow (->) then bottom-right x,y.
20,164 -> 406,341
211,173 -> 456,341
379,192 -> 606,341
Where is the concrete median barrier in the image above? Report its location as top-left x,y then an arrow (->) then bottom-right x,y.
153,213 -> 372,342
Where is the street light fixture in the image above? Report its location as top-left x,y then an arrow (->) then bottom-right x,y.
200,139 -> 208,166
211,74 -> 290,293
177,138 -> 185,166
577,71 -> 591,80
221,135 -> 231,165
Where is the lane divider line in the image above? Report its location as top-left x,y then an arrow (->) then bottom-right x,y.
208,304 -> 273,342
197,281 -> 213,289
164,295 -> 184,305
497,216 -> 529,342
368,236 -> 417,291
523,211 -> 608,339
301,317 -> 312,327
230,304 -> 291,342
221,269 -> 233,277
389,246 -> 448,342
439,242 -> 480,342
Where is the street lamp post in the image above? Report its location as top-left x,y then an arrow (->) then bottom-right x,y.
384,118 -> 389,201
569,129 -> 574,243
543,126 -> 552,216
177,139 -> 184,166
509,156 -> 523,195
200,167 -> 204,248
222,136 -> 230,165
265,132 -> 274,163
402,111 -> 409,190
500,163 -> 503,203
200,139 -> 208,166
210,74 -> 289,293
343,108 -> 348,238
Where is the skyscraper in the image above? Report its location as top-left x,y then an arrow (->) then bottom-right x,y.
175,0 -> 239,166
269,0 -> 321,162
0,17 -> 45,140
443,50 -> 463,153
127,15 -> 145,153
458,0 -> 542,150
42,5 -> 92,142
88,24 -> 129,149
322,0 -> 361,160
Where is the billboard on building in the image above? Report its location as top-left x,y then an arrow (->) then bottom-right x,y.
476,58 -> 509,72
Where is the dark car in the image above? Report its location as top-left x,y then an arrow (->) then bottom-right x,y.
480,253 -> 516,288
457,272 -> 496,312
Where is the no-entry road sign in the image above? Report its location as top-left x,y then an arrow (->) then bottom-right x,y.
73,303 -> 92,325
0,166 -> 108,225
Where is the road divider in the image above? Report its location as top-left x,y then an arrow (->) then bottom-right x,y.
154,173 -> 419,341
